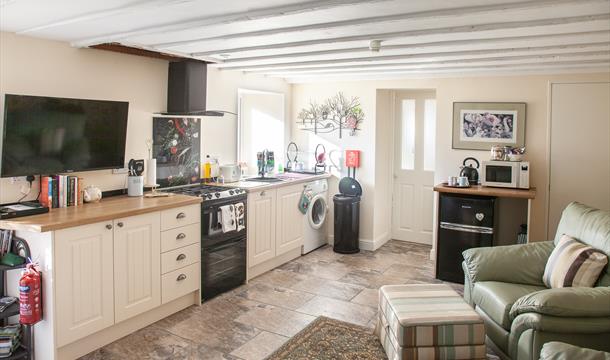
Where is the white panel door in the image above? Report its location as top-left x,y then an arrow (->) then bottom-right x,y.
55,221 -> 114,347
247,189 -> 277,267
548,82 -> 610,236
276,184 -> 305,255
113,212 -> 161,323
392,91 -> 436,244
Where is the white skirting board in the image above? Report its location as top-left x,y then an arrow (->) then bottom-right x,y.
327,232 -> 390,252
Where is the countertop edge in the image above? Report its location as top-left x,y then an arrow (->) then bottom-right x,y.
215,173 -> 332,192
0,195 -> 202,233
433,184 -> 536,199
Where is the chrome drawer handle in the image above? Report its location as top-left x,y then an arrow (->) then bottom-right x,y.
106,224 -> 113,230
176,254 -> 186,261
176,212 -> 186,219
177,274 -> 187,281
117,222 -> 124,228
176,233 -> 186,240
260,191 -> 266,196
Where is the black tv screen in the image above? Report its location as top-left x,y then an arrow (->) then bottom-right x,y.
1,94 -> 129,177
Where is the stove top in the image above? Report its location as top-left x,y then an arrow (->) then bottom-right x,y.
164,184 -> 245,201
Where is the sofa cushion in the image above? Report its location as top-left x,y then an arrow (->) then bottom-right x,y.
540,341 -> 610,360
543,234 -> 608,288
472,281 -> 546,330
553,202 -> 610,286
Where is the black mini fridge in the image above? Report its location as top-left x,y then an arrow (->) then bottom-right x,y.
436,193 -> 496,283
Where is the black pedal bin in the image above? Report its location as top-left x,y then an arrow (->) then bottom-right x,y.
333,195 -> 360,254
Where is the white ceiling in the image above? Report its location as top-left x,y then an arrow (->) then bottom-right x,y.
1,0 -> 609,82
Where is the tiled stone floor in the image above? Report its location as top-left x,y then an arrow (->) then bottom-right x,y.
81,240 -> 463,360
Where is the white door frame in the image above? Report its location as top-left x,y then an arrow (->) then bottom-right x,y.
544,81 -> 610,240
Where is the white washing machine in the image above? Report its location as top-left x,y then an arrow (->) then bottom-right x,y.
302,179 -> 329,254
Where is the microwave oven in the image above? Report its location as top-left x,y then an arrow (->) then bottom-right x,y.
481,160 -> 530,189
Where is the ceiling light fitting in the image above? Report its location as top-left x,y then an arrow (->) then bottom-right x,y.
369,40 -> 382,53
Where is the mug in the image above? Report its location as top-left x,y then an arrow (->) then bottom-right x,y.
458,176 -> 470,187
448,176 -> 458,186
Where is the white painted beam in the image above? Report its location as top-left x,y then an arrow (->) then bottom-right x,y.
70,0 -> 391,48
186,14 -> 610,57
214,30 -> 610,65
153,0 -> 608,49
262,53 -> 610,76
17,0 -> 195,34
218,43 -> 610,71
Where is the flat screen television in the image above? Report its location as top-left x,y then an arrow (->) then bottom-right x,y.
1,94 -> 129,177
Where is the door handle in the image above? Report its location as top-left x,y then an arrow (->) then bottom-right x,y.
176,254 -> 186,261
176,274 -> 187,281
176,233 -> 186,240
176,212 -> 186,219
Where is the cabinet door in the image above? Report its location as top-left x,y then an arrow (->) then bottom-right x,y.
55,221 -> 115,347
276,184 -> 305,255
113,212 -> 161,323
247,189 -> 276,267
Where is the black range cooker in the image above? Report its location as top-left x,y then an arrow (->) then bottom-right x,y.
165,184 -> 247,301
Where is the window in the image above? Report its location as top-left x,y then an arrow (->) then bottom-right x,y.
423,99 -> 436,171
238,90 -> 285,175
401,99 -> 415,170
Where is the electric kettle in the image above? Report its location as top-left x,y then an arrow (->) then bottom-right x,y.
460,157 -> 480,185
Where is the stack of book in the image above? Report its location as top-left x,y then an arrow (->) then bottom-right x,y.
40,175 -> 84,209
0,325 -> 21,358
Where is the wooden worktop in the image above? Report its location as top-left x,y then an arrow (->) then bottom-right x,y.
0,194 -> 202,233
434,184 -> 536,199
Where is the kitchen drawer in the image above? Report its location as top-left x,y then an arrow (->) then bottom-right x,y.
161,223 -> 200,252
161,204 -> 200,231
162,243 -> 200,274
162,262 -> 200,304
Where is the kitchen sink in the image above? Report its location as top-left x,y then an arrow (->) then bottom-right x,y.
244,177 -> 284,183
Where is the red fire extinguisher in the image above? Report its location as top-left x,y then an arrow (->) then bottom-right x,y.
19,263 -> 42,325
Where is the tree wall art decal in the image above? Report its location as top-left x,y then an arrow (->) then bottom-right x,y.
297,92 -> 364,138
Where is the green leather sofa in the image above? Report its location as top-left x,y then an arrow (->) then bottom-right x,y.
461,202 -> 610,360
539,342 -> 610,360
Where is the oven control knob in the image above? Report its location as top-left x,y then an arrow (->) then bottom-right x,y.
215,192 -> 221,198
206,194 -> 213,199
229,190 -> 234,195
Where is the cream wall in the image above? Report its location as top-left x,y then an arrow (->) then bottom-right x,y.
0,32 -> 291,203
291,72 -> 610,248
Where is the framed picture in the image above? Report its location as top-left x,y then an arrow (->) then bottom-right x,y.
452,102 -> 526,150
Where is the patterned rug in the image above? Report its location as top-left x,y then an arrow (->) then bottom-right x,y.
266,316 -> 387,360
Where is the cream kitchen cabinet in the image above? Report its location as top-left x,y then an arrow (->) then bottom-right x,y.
247,189 -> 277,267
113,212 -> 161,323
55,221 -> 115,347
275,183 -> 305,256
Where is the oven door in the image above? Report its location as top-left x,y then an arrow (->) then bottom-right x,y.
201,236 -> 246,301
202,197 -> 247,246
482,162 -> 518,188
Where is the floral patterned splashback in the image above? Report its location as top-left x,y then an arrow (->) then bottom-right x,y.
153,116 -> 200,188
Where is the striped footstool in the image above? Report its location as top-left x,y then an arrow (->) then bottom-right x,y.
376,284 -> 486,360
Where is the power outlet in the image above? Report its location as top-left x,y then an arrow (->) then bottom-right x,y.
10,176 -> 25,184
112,167 -> 129,174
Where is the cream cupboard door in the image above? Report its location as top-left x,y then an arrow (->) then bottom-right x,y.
276,184 -> 304,255
248,189 -> 277,267
391,91 -> 436,245
548,82 -> 610,236
55,221 -> 115,347
113,212 -> 161,323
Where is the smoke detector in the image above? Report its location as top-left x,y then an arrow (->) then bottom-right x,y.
369,40 -> 382,52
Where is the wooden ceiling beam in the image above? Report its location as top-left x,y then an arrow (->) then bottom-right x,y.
187,14 -> 610,57
214,30 -> 610,64
258,52 -> 610,76
217,42 -> 609,71
70,0 -> 389,48
155,0 -> 607,49
17,0 -> 194,34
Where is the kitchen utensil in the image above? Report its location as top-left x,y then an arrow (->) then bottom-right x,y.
459,157 -> 480,185
448,176 -> 458,186
458,176 -> 470,187
314,143 -> 326,173
219,164 -> 241,183
128,159 -> 145,176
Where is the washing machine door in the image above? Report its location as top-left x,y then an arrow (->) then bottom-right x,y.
308,194 -> 327,230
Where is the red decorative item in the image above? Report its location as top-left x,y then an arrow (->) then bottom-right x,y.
170,146 -> 178,154
19,263 -> 42,325
345,150 -> 360,168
